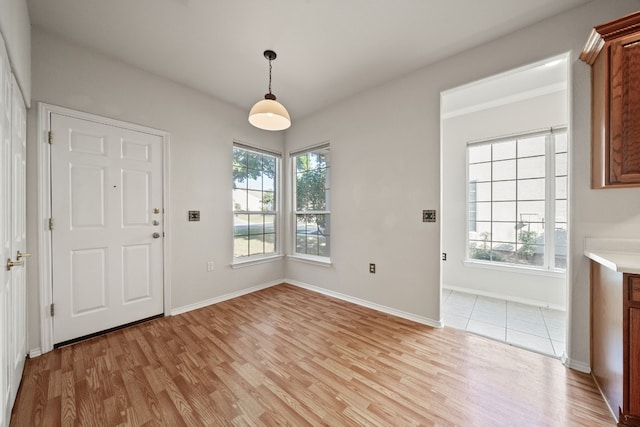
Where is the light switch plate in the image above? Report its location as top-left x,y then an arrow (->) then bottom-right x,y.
423,210 -> 436,222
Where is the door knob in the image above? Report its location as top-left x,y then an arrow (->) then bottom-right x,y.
153,232 -> 161,239
6,259 -> 24,271
16,250 -> 31,259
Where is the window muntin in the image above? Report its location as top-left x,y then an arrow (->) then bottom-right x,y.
292,145 -> 330,258
467,130 -> 567,271
233,145 -> 279,259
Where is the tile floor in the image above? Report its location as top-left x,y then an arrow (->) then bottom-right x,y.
442,289 -> 566,358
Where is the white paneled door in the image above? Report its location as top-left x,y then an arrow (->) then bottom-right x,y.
50,113 -> 164,344
0,37 -> 27,427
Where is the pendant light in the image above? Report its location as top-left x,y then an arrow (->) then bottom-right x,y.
248,50 -> 291,131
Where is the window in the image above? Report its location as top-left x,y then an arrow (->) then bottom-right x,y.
467,129 -> 567,271
232,144 -> 280,260
292,145 -> 330,258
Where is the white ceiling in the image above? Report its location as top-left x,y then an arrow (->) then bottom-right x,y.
26,0 -> 591,120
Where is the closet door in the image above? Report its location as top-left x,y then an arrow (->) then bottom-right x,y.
0,34 -> 27,427
0,32 -> 12,427
8,74 -> 26,412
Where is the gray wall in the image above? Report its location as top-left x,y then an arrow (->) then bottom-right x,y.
0,0 -> 30,103
285,0 -> 640,370
24,0 -> 640,371
27,28 -> 286,351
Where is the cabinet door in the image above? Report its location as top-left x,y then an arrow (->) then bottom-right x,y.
609,33 -> 640,184
631,307 -> 640,414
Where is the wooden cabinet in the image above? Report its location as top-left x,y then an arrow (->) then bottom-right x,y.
625,276 -> 640,424
591,261 -> 640,426
581,12 -> 640,188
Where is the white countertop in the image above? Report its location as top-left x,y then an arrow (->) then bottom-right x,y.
584,238 -> 640,274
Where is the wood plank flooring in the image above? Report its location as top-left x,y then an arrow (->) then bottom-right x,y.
11,284 -> 615,426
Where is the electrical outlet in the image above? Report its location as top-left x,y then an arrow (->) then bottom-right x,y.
369,263 -> 376,274
207,261 -> 215,272
442,253 -> 447,261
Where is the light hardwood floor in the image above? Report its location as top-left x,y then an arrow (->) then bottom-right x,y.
11,284 -> 614,426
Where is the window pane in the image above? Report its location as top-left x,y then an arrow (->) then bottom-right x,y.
233,147 -> 247,169
233,146 -> 279,259
248,214 -> 264,236
493,222 -> 516,243
469,162 -> 491,182
233,168 -> 248,190
262,191 -> 275,211
247,174 -> 262,191
493,159 -> 516,181
555,133 -> 568,153
492,201 -> 515,222
493,180 -> 515,201
294,147 -> 330,258
555,200 -> 567,223
263,173 -> 275,192
234,214 -> 249,236
476,202 -> 491,221
247,189 -> 262,211
493,140 -> 516,160
476,182 -> 491,201
518,136 -> 545,157
467,130 -> 566,272
517,201 -> 545,220
518,178 -> 545,200
518,156 -> 545,179
249,235 -> 265,256
556,176 -> 567,199
555,152 -> 568,176
233,189 -> 248,211
469,144 -> 491,163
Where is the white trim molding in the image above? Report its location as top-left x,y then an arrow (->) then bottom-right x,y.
36,103 -> 172,354
443,284 -> 566,311
287,279 -> 443,328
171,280 -> 282,315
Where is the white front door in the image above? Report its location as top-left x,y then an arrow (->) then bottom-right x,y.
50,113 -> 164,344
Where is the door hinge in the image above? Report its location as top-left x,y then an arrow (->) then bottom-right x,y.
48,131 -> 53,144
50,303 -> 55,316
48,218 -> 54,231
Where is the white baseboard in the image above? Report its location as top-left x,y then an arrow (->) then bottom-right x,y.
561,355 -> 590,374
29,348 -> 42,358
443,284 -> 566,311
171,280 -> 282,316
286,279 -> 443,328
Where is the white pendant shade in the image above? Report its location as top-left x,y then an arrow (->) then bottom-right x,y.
248,98 -> 291,131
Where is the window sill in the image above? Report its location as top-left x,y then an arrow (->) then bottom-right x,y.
287,254 -> 333,268
231,254 -> 284,269
463,259 -> 565,278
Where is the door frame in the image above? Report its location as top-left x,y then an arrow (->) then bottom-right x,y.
36,103 -> 172,354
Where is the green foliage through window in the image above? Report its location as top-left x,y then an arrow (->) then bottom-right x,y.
294,146 -> 330,257
233,146 -> 279,258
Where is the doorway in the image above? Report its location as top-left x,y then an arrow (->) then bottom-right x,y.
38,104 -> 172,352
440,55 -> 570,358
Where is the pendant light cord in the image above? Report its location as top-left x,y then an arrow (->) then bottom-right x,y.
268,58 -> 273,95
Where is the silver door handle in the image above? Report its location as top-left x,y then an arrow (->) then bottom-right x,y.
16,250 -> 31,259
153,232 -> 161,239
6,259 -> 24,271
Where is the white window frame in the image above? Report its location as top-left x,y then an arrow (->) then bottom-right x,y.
289,143 -> 331,265
465,127 -> 567,274
231,141 -> 282,267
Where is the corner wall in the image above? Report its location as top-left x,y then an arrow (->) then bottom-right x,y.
284,0 -> 640,369
27,28 -> 286,352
